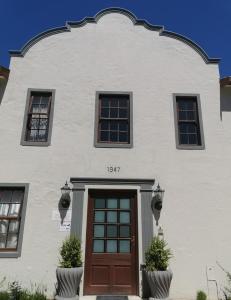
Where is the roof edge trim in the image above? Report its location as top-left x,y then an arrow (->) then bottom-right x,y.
9,7 -> 220,64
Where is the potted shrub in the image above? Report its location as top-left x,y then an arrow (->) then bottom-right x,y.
55,235 -> 83,300
145,236 -> 173,299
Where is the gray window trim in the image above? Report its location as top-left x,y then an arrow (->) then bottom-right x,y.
173,93 -> 205,150
21,88 -> 56,146
0,183 -> 29,258
94,91 -> 133,148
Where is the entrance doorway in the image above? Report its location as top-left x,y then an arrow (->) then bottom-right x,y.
84,190 -> 138,295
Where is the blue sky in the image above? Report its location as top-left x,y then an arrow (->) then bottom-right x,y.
0,0 -> 230,77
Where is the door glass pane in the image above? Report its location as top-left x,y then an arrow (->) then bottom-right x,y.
107,211 -> 117,223
0,204 -> 9,216
95,199 -> 105,209
107,225 -> 117,237
107,199 -> 117,209
0,234 -> 6,248
120,199 -> 130,209
94,225 -> 105,238
106,240 -> 117,253
9,220 -> 20,233
120,212 -> 130,223
6,234 -> 18,248
120,225 -> 130,237
93,240 -> 104,253
0,220 -> 9,233
94,211 -> 105,222
119,240 -> 130,253
8,204 -> 20,216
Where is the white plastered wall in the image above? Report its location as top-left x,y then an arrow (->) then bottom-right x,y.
0,12 -> 230,300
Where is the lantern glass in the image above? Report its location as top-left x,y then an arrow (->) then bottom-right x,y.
154,184 -> 164,200
61,182 -> 71,195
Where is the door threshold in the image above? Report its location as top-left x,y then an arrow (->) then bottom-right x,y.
80,297 -> 141,300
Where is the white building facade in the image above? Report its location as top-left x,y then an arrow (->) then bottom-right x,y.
0,8 -> 231,300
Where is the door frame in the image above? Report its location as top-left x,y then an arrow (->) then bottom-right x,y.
84,189 -> 139,295
69,178 -> 155,297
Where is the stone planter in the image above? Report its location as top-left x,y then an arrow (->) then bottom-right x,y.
55,267 -> 83,300
146,269 -> 173,299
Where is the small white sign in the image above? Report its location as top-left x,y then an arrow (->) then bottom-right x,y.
59,222 -> 71,232
52,209 -> 72,221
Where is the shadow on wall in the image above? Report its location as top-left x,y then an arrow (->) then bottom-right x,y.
0,67 -> 9,104
220,87 -> 231,120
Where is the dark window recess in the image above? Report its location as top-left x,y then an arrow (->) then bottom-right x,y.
176,97 -> 202,145
25,92 -> 51,142
98,95 -> 130,144
0,188 -> 24,251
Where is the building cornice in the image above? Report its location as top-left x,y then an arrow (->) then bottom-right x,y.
9,7 -> 220,64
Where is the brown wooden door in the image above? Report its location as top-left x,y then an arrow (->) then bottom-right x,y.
84,190 -> 138,295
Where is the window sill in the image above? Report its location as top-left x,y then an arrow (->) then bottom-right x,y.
21,141 -> 51,147
0,251 -> 21,258
95,142 -> 133,148
176,144 -> 205,150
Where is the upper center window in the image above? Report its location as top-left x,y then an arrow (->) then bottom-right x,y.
95,93 -> 132,148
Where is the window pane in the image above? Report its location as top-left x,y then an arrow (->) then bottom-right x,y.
110,108 -> 118,118
188,134 -> 198,145
101,99 -> 109,107
94,211 -> 105,222
120,199 -> 130,209
0,204 -> 9,216
101,108 -> 109,118
120,212 -> 130,223
178,111 -> 187,120
110,121 -> 118,131
119,240 -> 130,253
187,111 -> 195,121
107,199 -> 118,209
100,131 -> 109,142
119,132 -> 128,142
12,190 -> 24,203
119,122 -> 128,131
100,121 -> 109,130
95,199 -> 105,209
6,234 -> 18,248
38,130 -> 47,140
0,234 -> 6,248
93,240 -> 104,252
179,134 -> 188,144
0,220 -> 9,234
106,240 -> 117,253
107,211 -> 117,223
188,123 -> 197,133
94,225 -> 105,238
179,123 -> 187,133
9,221 -> 20,233
40,119 -> 48,130
119,108 -> 127,118
107,225 -> 117,237
110,131 -> 118,142
110,99 -> 118,107
120,225 -> 130,237
0,190 -> 12,203
119,98 -> 128,107
8,204 -> 21,216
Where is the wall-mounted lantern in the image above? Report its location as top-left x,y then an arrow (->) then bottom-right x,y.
60,181 -> 71,209
151,183 -> 165,225
152,183 -> 165,211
